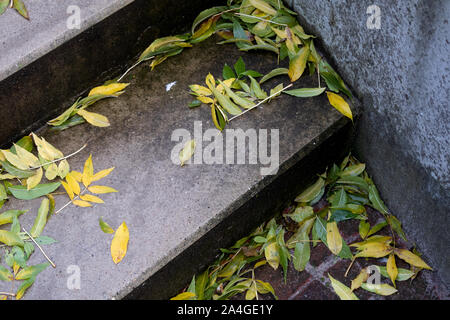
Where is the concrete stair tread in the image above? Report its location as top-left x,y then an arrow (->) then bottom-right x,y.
0,0 -> 132,82
1,34 -> 353,299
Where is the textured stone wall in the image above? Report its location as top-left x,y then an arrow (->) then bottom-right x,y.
286,0 -> 449,286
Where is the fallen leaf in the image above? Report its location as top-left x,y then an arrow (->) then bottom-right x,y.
179,139 -> 196,166
328,274 -> 359,300
326,91 -> 353,120
111,222 -> 129,264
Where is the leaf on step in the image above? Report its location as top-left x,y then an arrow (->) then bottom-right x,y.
80,194 -> 104,204
328,274 -> 359,300
171,292 -> 196,300
179,139 -> 196,166
87,185 -> 118,194
326,91 -> 353,120
249,0 -> 277,15
111,222 -> 129,264
88,83 -> 129,96
13,0 -> 29,20
82,155 -> 94,187
0,230 -> 24,247
66,172 -> 80,195
26,167 -> 43,190
99,217 -> 115,234
361,283 -> 397,296
295,177 -> 324,203
72,200 -> 92,208
77,110 -> 110,127
92,167 -> 115,182
387,253 -> 398,287
264,241 -> 280,270
8,182 -> 61,200
394,248 -> 432,270
260,68 -> 289,84
288,46 -> 310,82
326,221 -> 343,255
283,87 -> 325,98
351,268 -> 369,291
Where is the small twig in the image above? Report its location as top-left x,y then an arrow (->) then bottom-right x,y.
117,59 -> 150,82
234,13 -> 287,27
54,187 -> 87,215
344,256 -> 356,277
22,228 -> 56,268
229,83 -> 293,122
0,291 -> 15,297
28,144 -> 87,170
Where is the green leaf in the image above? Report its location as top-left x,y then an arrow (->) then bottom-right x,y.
372,265 -> 415,281
293,233 -> 310,271
48,115 -> 86,132
191,6 -> 228,34
336,176 -> 369,193
234,57 -> 246,76
260,68 -> 289,84
33,236 -> 57,245
13,0 -> 29,19
240,44 -> 279,54
15,263 -> 49,280
0,160 -> 35,178
0,210 -> 27,226
11,136 -> 34,153
248,75 -> 267,99
30,198 -> 49,238
240,70 -> 263,78
16,276 -> 36,300
0,230 -> 24,246
368,184 -> 389,214
8,182 -> 61,200
99,216 -> 115,234
286,206 -> 314,223
219,79 -> 255,109
387,215 -> 407,241
0,265 -> 13,281
295,177 -> 324,203
211,104 -> 227,131
361,283 -> 398,296
340,164 -> 366,177
283,87 -> 326,98
328,274 -> 359,300
188,99 -> 202,108
0,0 -> 9,15
223,64 -> 236,79
232,21 -> 250,49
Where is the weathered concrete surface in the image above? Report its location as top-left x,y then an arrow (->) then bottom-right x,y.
0,0 -> 223,148
0,37 -> 355,299
286,0 -> 450,287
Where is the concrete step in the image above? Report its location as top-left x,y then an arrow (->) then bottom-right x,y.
0,0 -> 222,147
0,2 -> 358,299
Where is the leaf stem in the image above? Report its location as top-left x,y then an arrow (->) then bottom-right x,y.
0,291 -> 15,297
233,13 -> 287,27
22,228 -> 56,268
54,187 -> 87,215
28,143 -> 88,170
228,83 -> 293,122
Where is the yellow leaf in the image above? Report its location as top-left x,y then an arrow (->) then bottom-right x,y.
91,167 -> 115,182
57,159 -> 70,179
45,163 -> 58,180
326,91 -> 353,120
77,110 -> 110,127
197,96 -> 215,104
264,242 -> 280,270
26,168 -> 43,190
249,0 -> 277,15
288,46 -> 310,82
179,139 -> 196,166
245,282 -> 257,300
394,248 -> 432,270
193,16 -> 214,39
88,83 -> 129,96
326,221 -> 343,255
80,194 -> 104,204
82,155 -> 94,187
34,134 -> 64,161
355,242 -> 392,258
189,84 -> 212,96
72,200 -> 92,207
351,268 -> 368,291
1,149 -> 29,170
328,274 -> 359,300
205,73 -> 216,91
387,253 -> 398,287
111,222 -> 129,264
170,292 -> 196,300
66,172 -> 80,195
88,185 -> 118,194
70,170 -> 83,182
61,180 -> 74,200
14,144 -> 40,167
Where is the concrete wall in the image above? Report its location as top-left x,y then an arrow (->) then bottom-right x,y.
286,0 -> 449,286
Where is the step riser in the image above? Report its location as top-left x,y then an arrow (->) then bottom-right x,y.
0,0 -> 222,148
126,118 -> 354,299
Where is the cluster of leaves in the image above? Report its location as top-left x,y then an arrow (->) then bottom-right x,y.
187,57 -> 350,132
0,197 -> 56,300
48,83 -> 129,131
0,134 -> 119,299
0,0 -> 28,20
171,154 -> 431,300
